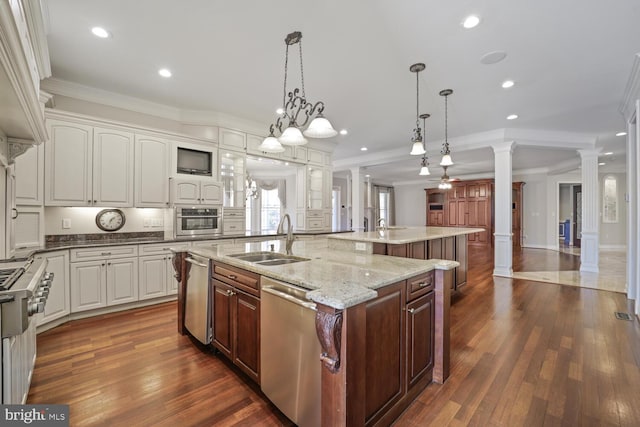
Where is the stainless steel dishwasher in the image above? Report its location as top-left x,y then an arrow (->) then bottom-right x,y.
261,277 -> 321,427
184,253 -> 211,344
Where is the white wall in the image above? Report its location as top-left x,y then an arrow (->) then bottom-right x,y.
45,207 -> 167,235
394,183 -> 429,226
559,184 -> 572,222
333,176 -> 349,230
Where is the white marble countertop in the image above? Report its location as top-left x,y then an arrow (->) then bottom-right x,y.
327,226 -> 486,244
184,238 -> 458,310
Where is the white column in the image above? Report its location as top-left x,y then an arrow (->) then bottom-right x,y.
627,112 -> 638,306
492,141 -> 514,277
350,167 -> 365,231
578,148 -> 601,273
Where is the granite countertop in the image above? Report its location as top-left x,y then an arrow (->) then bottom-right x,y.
185,238 -> 458,310
328,226 -> 486,244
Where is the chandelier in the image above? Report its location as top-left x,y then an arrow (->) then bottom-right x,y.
439,89 -> 454,166
418,113 -> 430,175
438,166 -> 452,190
409,63 -> 426,156
259,31 -> 337,153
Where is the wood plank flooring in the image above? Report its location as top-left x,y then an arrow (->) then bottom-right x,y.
28,247 -> 640,426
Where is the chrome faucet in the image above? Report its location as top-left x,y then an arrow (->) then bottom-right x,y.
377,218 -> 387,231
277,213 -> 294,255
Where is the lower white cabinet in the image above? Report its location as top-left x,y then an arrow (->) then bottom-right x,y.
139,255 -> 178,299
36,250 -> 70,326
70,256 -> 138,312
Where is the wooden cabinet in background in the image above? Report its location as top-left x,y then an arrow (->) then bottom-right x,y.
425,189 -> 446,226
512,182 -> 524,248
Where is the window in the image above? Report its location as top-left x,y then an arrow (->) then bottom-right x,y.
602,175 -> 618,223
260,188 -> 281,233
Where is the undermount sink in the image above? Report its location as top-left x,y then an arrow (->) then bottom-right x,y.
228,252 -> 310,266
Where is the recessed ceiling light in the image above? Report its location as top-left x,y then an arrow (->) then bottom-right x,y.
276,108 -> 284,115
462,15 -> 480,29
365,174 -> 370,178
604,152 -> 613,155
599,162 -> 606,166
361,147 -> 368,151
91,27 -> 110,38
616,131 -> 627,136
501,80 -> 515,89
480,51 -> 507,65
284,162 -> 289,166
158,68 -> 172,78
339,129 -> 348,135
506,114 -> 518,120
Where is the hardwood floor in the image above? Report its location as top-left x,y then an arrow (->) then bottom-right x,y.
29,247 -> 640,426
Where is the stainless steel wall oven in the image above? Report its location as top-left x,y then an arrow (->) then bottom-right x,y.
175,206 -> 222,237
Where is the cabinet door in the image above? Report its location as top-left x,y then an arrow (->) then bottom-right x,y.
219,128 -> 246,151
173,179 -> 201,204
406,292 -> 434,388
281,145 -> 307,163
234,290 -> 260,381
139,255 -> 168,300
93,127 -> 134,207
307,148 -> 324,166
45,120 -> 93,206
70,260 -> 106,312
14,143 -> 43,205
201,181 -> 223,204
212,280 -> 233,358
135,135 -> 170,207
37,250 -> 70,326
167,256 -> 179,295
365,281 -> 405,425
106,257 -> 138,306
14,206 -> 43,249
245,133 -> 266,155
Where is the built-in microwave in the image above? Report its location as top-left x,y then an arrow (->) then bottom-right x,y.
175,206 -> 222,237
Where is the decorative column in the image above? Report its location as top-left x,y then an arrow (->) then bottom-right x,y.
492,141 -> 515,277
350,167 -> 365,231
578,148 -> 601,273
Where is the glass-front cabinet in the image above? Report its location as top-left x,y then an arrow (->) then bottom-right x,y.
219,150 -> 246,208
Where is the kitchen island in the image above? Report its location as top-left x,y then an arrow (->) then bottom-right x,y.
328,226 -> 485,291
173,238 -> 457,426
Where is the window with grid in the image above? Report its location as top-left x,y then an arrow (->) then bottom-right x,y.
260,188 -> 281,233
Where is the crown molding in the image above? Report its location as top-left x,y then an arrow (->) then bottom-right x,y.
504,128 -> 596,148
22,0 -> 51,79
620,54 -> 640,121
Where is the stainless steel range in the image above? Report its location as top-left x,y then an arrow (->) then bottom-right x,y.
0,256 -> 53,404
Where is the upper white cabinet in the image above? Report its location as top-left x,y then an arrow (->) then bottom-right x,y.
220,150 -> 246,208
45,119 -> 134,207
14,142 -> 43,205
135,134 -> 170,207
245,134 -> 264,155
172,178 -> 223,205
281,145 -> 308,163
219,128 -> 246,152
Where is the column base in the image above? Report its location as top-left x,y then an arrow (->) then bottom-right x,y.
579,230 -> 599,273
493,233 -> 513,278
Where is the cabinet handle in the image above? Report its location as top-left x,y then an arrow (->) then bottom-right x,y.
107,262 -> 111,266
406,308 -> 415,314
101,252 -> 111,256
101,263 -> 105,266
11,208 -> 18,219
226,289 -> 235,296
418,282 -> 428,288
228,274 -> 237,280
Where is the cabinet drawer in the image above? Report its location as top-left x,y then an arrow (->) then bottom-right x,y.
306,218 -> 324,229
307,210 -> 323,218
212,262 -> 260,296
223,219 -> 245,235
223,208 -> 245,218
139,242 -> 190,256
406,271 -> 434,302
71,245 -> 138,262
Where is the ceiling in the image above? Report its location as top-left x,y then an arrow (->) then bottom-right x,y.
43,0 -> 639,184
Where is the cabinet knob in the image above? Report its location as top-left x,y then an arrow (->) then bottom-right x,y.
406,308 -> 415,314
93,200 -> 97,203
228,274 -> 237,280
88,200 -> 91,204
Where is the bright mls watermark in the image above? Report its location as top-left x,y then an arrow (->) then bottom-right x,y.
1,405 -> 68,426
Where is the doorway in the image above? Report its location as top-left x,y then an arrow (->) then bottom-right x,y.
573,185 -> 582,248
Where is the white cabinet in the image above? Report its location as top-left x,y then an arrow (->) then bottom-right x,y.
138,242 -> 189,299
294,165 -> 332,231
281,145 -> 308,163
45,120 -> 134,207
14,143 -> 43,205
245,134 -> 265,155
135,134 -> 170,207
172,178 -> 223,205
70,245 -> 139,312
220,150 -> 246,208
222,207 -> 245,236
36,250 -> 70,326
14,206 -> 43,250
219,128 -> 246,151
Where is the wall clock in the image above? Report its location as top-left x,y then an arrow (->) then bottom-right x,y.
95,209 -> 126,232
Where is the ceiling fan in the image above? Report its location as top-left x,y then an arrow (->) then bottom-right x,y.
426,166 -> 460,189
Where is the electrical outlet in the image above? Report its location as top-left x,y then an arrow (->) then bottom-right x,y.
143,218 -> 150,227
62,218 -> 71,229
355,242 -> 366,251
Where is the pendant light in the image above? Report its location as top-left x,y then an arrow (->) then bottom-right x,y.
418,113 -> 431,175
259,31 -> 336,152
439,89 -> 454,166
409,63 -> 426,156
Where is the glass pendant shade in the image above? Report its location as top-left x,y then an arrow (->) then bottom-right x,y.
278,126 -> 308,145
410,141 -> 426,156
259,136 -> 285,153
440,154 -> 453,166
303,115 -> 338,138
419,165 -> 431,176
